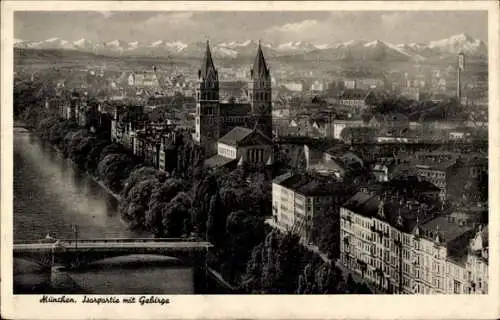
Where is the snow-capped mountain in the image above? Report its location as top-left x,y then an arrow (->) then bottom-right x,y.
73,38 -> 97,51
13,33 -> 488,61
149,40 -> 188,52
24,37 -> 76,50
275,41 -> 317,54
219,40 -> 256,49
428,33 -> 487,56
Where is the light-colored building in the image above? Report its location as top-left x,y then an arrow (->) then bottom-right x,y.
340,192 -> 488,294
283,82 -> 304,92
272,173 -> 349,245
128,72 -> 160,87
343,79 -> 356,89
311,80 -> 325,92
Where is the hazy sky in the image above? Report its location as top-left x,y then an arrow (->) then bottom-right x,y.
14,11 -> 488,44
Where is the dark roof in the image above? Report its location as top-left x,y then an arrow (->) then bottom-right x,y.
384,113 -> 409,122
388,176 -> 440,193
342,192 -> 379,217
342,191 -> 433,233
200,41 -> 217,81
251,42 -> 269,79
339,89 -> 368,100
218,126 -> 253,146
415,159 -> 457,171
204,154 -> 237,168
420,215 -> 476,245
273,172 -> 294,184
273,173 -> 346,197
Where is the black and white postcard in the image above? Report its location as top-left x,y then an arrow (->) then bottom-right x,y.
1,1 -> 499,319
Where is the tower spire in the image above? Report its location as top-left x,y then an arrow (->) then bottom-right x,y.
200,40 -> 216,80
252,40 -> 269,79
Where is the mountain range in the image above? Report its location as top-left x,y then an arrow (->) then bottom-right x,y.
14,33 -> 487,62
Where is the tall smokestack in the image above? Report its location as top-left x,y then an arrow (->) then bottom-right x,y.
457,52 -> 465,105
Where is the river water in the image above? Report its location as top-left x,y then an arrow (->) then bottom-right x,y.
13,129 -> 195,294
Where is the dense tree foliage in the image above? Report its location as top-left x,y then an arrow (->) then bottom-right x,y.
97,153 -> 136,193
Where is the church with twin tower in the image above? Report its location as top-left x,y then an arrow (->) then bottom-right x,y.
194,40 -> 273,155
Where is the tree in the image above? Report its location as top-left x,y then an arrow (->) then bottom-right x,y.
311,205 -> 340,259
85,140 -> 110,174
122,166 -> 165,198
97,153 -> 135,192
119,177 -> 158,228
242,231 -> 306,293
162,192 -> 192,237
70,136 -> 96,169
145,177 -> 185,236
222,210 -> 267,284
206,191 -> 225,244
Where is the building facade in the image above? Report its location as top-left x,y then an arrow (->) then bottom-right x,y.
339,192 -> 488,294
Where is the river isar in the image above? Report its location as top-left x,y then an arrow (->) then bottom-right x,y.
13,129 -> 196,294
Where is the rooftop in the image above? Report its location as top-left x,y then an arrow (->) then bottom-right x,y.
273,173 -> 346,197
204,154 -> 237,169
420,215 -> 476,245
217,126 -> 264,147
342,191 -> 435,233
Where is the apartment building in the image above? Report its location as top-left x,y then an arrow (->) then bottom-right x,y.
339,191 -> 488,294
415,159 -> 458,201
272,173 -> 350,245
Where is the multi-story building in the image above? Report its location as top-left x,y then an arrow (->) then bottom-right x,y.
128,71 -> 160,87
194,41 -> 272,155
414,155 -> 460,201
340,191 -> 488,294
272,173 -> 351,249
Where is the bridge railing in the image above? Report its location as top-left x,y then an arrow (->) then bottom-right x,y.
13,237 -> 203,245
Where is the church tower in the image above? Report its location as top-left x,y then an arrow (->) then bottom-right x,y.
195,41 -> 220,154
249,41 -> 273,139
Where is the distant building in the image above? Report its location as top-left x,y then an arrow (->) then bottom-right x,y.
414,152 -> 462,201
357,78 -> 385,90
310,80 -> 325,92
128,71 -> 160,87
283,82 -> 304,92
343,79 -> 356,89
332,119 -> 365,140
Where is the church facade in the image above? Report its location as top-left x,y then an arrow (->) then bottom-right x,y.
194,41 -> 273,154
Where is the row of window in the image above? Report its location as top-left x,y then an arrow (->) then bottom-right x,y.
219,146 -> 236,159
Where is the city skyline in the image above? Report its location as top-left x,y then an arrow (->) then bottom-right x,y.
15,11 -> 488,45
